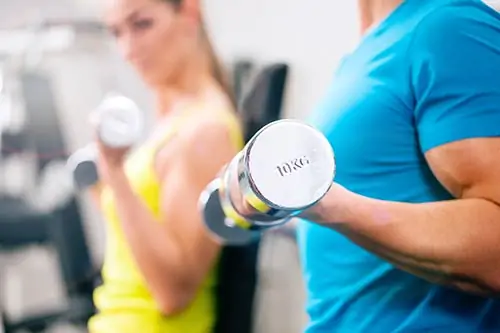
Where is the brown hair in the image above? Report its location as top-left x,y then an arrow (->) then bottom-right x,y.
166,0 -> 236,108
200,24 -> 237,108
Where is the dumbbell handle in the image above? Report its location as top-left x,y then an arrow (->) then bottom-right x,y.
219,152 -> 295,229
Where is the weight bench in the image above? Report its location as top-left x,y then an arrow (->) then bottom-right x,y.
214,61 -> 289,333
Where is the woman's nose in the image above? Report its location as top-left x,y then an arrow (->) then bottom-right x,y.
119,34 -> 139,63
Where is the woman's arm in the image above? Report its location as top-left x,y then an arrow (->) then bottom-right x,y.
103,117 -> 239,315
303,137 -> 500,296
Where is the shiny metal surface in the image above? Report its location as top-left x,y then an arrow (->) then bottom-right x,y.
236,153 -> 291,222
199,178 -> 258,245
96,94 -> 143,148
231,152 -> 290,225
219,153 -> 254,230
200,119 -> 335,244
67,143 -> 99,189
224,152 -> 292,229
244,120 -> 335,210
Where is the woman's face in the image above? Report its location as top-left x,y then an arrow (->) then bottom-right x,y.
105,0 -> 192,86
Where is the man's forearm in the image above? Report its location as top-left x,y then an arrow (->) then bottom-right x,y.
307,190 -> 500,295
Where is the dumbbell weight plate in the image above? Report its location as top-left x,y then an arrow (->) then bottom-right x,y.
73,159 -> 99,189
200,178 -> 259,245
67,144 -> 100,190
239,119 -> 335,215
96,94 -> 143,148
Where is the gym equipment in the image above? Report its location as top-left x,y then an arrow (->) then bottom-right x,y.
1,21 -> 135,333
214,62 -> 290,333
93,94 -> 143,149
1,71 -> 96,333
232,60 -> 254,104
66,94 -> 143,189
239,63 -> 288,142
66,143 -> 99,190
200,119 -> 335,245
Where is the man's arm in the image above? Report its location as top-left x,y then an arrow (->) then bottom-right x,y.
307,137 -> 500,296
303,5 -> 500,296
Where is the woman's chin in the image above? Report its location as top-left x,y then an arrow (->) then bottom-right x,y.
141,72 -> 168,88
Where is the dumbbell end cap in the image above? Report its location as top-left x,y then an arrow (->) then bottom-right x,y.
245,120 -> 335,210
72,160 -> 99,190
67,145 -> 99,190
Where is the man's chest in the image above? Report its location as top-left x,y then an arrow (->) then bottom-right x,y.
309,54 -> 434,197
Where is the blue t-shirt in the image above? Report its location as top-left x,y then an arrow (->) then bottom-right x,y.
297,0 -> 500,332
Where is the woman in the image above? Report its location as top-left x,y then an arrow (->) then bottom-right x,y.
87,0 -> 243,332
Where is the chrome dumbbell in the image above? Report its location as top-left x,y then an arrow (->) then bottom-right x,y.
66,94 -> 143,190
199,119 -> 336,245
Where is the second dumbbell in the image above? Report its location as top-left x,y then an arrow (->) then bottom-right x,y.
66,94 -> 143,190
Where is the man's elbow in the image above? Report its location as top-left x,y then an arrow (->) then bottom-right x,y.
449,268 -> 500,298
476,274 -> 500,298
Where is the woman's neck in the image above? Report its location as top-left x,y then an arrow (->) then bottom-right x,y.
358,0 -> 403,35
154,50 -> 212,117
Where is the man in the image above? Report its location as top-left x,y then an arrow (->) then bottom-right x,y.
297,0 -> 500,332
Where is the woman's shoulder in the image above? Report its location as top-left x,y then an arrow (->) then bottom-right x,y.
154,107 -> 241,179
181,92 -> 243,148
184,110 -> 242,149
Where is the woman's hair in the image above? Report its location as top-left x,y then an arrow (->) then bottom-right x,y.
165,0 -> 237,108
199,24 -> 237,108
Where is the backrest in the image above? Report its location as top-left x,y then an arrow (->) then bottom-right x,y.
213,62 -> 289,333
0,72 -> 97,331
0,132 -> 29,159
239,63 -> 289,142
50,200 -> 95,298
213,243 -> 260,333
20,71 -> 68,173
232,60 -> 255,103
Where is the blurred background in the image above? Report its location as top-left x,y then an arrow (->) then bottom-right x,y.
1,1 -> 496,333
0,1 -> 358,332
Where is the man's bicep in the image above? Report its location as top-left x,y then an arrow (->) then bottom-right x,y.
411,6 -> 500,153
425,137 -> 500,202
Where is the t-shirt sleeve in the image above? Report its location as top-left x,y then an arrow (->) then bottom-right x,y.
410,5 -> 500,153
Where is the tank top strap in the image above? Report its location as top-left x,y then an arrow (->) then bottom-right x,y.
148,109 -> 196,156
218,110 -> 245,150
149,108 -> 244,158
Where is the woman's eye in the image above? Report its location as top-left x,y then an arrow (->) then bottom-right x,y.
111,29 -> 121,38
132,19 -> 153,31
107,26 -> 121,38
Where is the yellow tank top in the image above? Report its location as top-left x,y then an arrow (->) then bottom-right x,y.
88,109 -> 244,333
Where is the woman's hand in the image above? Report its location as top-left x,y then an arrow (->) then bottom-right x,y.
94,139 -> 130,186
89,105 -> 134,186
